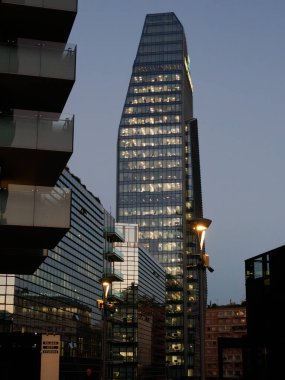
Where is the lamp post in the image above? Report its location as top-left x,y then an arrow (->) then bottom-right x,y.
187,218 -> 212,380
100,280 -> 110,380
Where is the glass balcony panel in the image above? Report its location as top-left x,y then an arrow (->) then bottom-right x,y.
0,110 -> 73,152
101,269 -> 124,282
0,39 -> 76,81
0,185 -> 70,228
38,114 -> 74,152
43,0 -> 77,11
0,45 -> 11,72
0,113 -> 36,149
2,0 -> 77,12
41,42 -> 76,80
34,187 -> 70,228
0,186 -> 34,226
104,227 -> 125,242
18,43 -> 41,76
105,247 -> 124,262
110,290 -> 125,302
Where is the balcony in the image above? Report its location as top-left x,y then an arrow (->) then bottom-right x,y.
108,290 -> 125,303
104,247 -> 124,262
0,39 -> 76,112
0,185 -> 71,248
0,0 -> 77,43
1,248 -> 48,274
104,227 -> 125,243
107,313 -> 125,324
0,109 -> 74,187
107,334 -> 125,343
100,269 -> 124,283
107,354 -> 124,364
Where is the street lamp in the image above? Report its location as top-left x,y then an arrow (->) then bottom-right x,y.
102,281 -> 110,303
100,280 -> 110,380
187,217 -> 212,380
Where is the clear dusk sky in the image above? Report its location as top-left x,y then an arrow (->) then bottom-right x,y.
64,0 -> 285,305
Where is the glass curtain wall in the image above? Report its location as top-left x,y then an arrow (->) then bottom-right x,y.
117,13 -> 204,380
0,168 -> 105,379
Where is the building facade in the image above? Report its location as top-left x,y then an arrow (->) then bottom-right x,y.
0,168 -> 106,379
244,245 -> 285,380
116,12 -> 206,379
111,223 -> 166,380
205,304 -> 247,379
0,0 -> 77,273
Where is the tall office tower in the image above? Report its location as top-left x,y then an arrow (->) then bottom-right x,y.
0,1 -> 77,273
117,13 -> 206,379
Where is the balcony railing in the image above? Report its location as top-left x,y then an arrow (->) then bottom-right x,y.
105,247 -> 124,262
2,0 -> 77,12
107,354 -> 124,364
0,185 -> 71,248
107,334 -> 124,343
0,185 -> 70,227
100,269 -> 124,283
0,109 -> 73,152
0,39 -> 76,80
104,227 -> 125,243
108,290 -> 125,302
106,313 -> 125,324
0,110 -> 74,186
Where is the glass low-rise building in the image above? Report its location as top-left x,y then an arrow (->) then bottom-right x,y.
0,168 -> 106,379
110,223 -> 166,380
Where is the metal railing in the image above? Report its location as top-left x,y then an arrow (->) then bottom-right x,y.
0,185 -> 71,228
0,39 -> 76,80
0,109 -> 74,152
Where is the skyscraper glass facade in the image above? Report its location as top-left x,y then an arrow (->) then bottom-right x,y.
117,13 -> 205,379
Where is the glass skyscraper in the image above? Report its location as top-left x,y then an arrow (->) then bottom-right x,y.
117,13 -> 205,379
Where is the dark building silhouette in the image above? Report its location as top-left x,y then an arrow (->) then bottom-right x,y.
116,12 -> 207,379
0,0 -> 77,273
244,245 -> 285,380
0,332 -> 42,380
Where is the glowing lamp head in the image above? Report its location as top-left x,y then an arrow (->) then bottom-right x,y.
101,281 -> 110,300
188,218 -> 212,250
195,225 -> 208,232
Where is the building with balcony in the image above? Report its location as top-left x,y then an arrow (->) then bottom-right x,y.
205,303 -> 247,379
99,213 -> 126,380
116,12 -> 207,379
0,0 -> 77,274
106,223 -> 166,380
0,168 -> 109,379
244,245 -> 285,380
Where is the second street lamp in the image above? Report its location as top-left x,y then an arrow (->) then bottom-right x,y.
187,218 -> 212,380
100,280 -> 110,380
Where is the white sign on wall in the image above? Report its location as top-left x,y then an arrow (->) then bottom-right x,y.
40,334 -> 60,380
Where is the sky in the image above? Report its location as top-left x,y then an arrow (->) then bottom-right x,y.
64,0 -> 285,305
